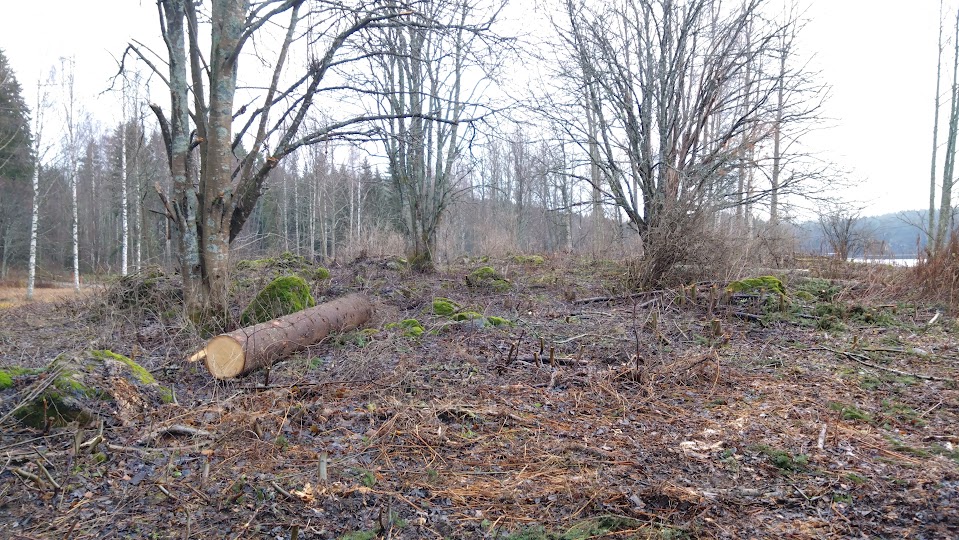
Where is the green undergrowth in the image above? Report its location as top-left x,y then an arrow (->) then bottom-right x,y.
752,444 -> 809,473
830,401 -> 872,422
511,254 -> 546,265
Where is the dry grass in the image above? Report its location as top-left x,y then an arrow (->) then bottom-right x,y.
0,285 -> 92,309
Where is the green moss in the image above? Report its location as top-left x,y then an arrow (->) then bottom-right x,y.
240,275 -> 316,326
845,472 -> 867,484
486,316 -> 512,326
466,266 -> 511,292
753,444 -> 809,472
512,254 -> 546,265
385,257 -> 409,271
339,531 -> 377,540
312,266 -> 331,280
727,276 -> 786,296
794,277 -> 842,302
91,350 -> 156,385
386,319 -> 424,338
158,386 -> 175,404
14,392 -> 92,429
452,311 -> 484,322
432,297 -> 461,316
830,402 -> 872,422
505,516 -> 645,540
0,367 -> 36,390
817,315 -> 844,331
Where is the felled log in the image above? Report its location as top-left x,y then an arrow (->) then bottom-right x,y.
192,293 -> 373,379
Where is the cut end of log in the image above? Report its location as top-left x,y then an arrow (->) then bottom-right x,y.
204,335 -> 246,379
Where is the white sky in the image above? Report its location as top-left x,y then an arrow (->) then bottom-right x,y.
0,0 -> 946,217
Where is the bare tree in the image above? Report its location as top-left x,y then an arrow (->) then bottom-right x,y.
362,0 -> 504,270
123,1 -> 462,317
818,203 -> 865,262
540,0 -> 827,282
60,57 -> 82,292
929,0 -> 945,246
932,6 -> 959,253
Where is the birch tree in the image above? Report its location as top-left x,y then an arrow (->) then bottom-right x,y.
60,57 -> 82,292
27,77 -> 53,300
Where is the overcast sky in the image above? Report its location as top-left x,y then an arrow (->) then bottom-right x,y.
0,1 -> 946,217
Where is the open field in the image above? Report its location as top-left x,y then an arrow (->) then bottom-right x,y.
0,285 -> 92,309
0,256 -> 956,539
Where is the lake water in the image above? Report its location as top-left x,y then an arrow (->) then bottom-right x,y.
850,257 -> 918,267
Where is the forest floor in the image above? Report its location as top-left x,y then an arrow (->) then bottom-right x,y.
0,255 -> 957,539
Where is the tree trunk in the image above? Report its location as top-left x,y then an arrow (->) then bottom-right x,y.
196,293 -> 373,379
121,121 -> 129,276
930,1 -> 944,250
937,8 -> 959,253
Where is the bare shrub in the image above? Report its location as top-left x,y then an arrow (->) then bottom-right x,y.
625,207 -> 743,290
916,231 -> 959,307
341,228 -> 407,261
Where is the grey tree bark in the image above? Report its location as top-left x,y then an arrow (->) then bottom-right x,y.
129,1 -> 420,319
935,8 -> 959,253
929,0 -> 944,250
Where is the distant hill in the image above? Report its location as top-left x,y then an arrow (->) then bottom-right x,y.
798,209 -> 928,258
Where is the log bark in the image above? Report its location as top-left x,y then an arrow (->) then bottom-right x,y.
195,293 -> 373,379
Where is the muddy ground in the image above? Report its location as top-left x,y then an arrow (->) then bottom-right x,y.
0,256 -> 957,539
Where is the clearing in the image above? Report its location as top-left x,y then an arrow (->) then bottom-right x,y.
0,256 -> 956,539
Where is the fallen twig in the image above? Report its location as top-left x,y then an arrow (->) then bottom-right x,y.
812,346 -> 953,383
573,292 -> 660,305
138,424 -> 213,444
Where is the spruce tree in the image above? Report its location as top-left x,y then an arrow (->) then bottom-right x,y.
0,48 -> 34,276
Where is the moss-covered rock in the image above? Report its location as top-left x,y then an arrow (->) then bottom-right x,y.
512,254 -> 546,265
240,275 -> 316,326
448,312 -> 512,328
486,316 -> 512,327
727,276 -> 786,296
385,257 -> 409,271
466,266 -> 511,292
7,351 -> 173,429
236,252 -> 328,283
432,297 -> 461,316
451,311 -> 484,322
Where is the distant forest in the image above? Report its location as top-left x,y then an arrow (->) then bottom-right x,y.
799,210 -> 931,259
